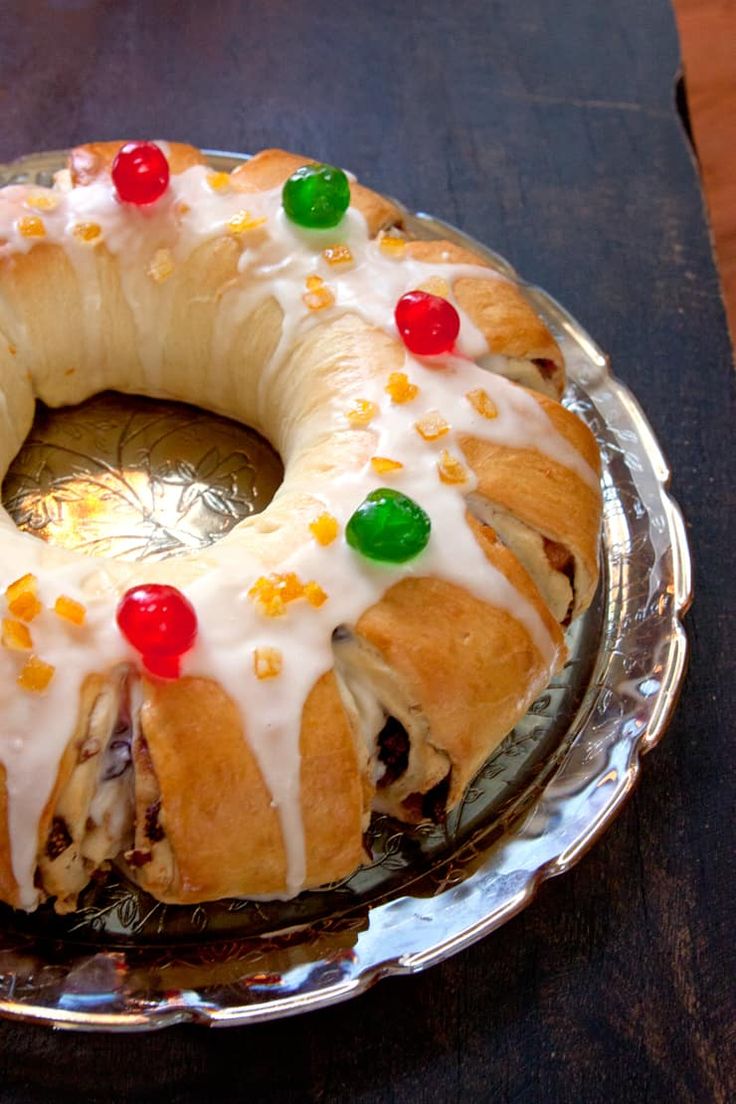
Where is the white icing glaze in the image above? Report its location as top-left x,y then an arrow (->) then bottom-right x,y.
0,159 -> 596,907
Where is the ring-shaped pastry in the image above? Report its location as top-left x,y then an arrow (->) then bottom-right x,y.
0,144 -> 600,911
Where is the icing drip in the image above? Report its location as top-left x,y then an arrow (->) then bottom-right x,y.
0,161 -> 595,907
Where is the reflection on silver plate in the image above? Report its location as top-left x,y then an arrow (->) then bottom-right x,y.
3,392 -> 283,561
0,150 -> 692,1031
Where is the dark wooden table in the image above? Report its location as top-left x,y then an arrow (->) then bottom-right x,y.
0,2 -> 733,1101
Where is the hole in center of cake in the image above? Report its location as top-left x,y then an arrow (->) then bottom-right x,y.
2,391 -> 284,562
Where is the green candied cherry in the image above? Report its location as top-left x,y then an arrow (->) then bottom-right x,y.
282,162 -> 351,229
346,489 -> 431,564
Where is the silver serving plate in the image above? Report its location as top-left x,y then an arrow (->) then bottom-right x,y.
0,150 -> 692,1031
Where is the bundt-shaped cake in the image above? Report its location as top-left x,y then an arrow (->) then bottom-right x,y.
0,142 -> 601,912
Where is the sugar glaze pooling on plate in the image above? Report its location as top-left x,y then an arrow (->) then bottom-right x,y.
0,148 -> 597,907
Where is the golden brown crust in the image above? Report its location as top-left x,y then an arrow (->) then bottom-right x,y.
454,276 -> 563,367
132,676 -> 286,901
127,672 -> 366,903
231,148 -> 402,237
459,391 -> 601,616
68,140 -> 205,186
300,673 -> 368,886
404,240 -> 564,396
404,240 -> 491,269
354,515 -> 566,815
0,764 -> 19,907
535,391 -> 601,474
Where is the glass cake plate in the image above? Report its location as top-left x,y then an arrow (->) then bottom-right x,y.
0,149 -> 692,1031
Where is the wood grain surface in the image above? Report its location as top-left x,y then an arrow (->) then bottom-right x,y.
0,1 -> 734,1101
673,0 -> 736,351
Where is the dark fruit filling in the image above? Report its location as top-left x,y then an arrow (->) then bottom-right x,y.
402,773 -> 451,823
532,357 -> 558,379
543,537 -> 576,624
376,715 -> 410,787
144,800 -> 164,843
45,816 -> 72,860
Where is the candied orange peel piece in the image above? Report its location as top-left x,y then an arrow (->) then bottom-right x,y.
303,581 -> 328,608
379,235 -> 406,258
371,456 -> 403,475
322,244 -> 354,267
18,655 -> 55,693
303,276 -> 335,311
414,411 -> 450,441
8,591 -> 43,622
227,210 -> 267,235
17,215 -> 45,239
385,371 -> 419,404
466,388 -> 498,420
248,572 -> 301,616
2,619 -> 32,652
6,573 -> 36,604
278,572 -> 304,602
309,513 -> 339,546
248,580 -> 286,618
26,193 -> 58,211
346,399 -> 378,427
72,222 -> 102,243
207,171 -> 231,192
147,248 -> 175,284
253,646 -> 283,680
54,595 -> 86,626
248,572 -> 328,616
437,449 -> 468,484
304,289 -> 335,311
6,574 -> 42,622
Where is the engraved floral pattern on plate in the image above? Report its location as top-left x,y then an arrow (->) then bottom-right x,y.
3,392 -> 283,562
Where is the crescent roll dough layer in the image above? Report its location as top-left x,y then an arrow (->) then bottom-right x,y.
122,672 -> 366,904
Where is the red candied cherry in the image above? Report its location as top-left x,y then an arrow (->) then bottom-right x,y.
116,584 -> 197,679
111,142 -> 170,206
394,290 -> 460,357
